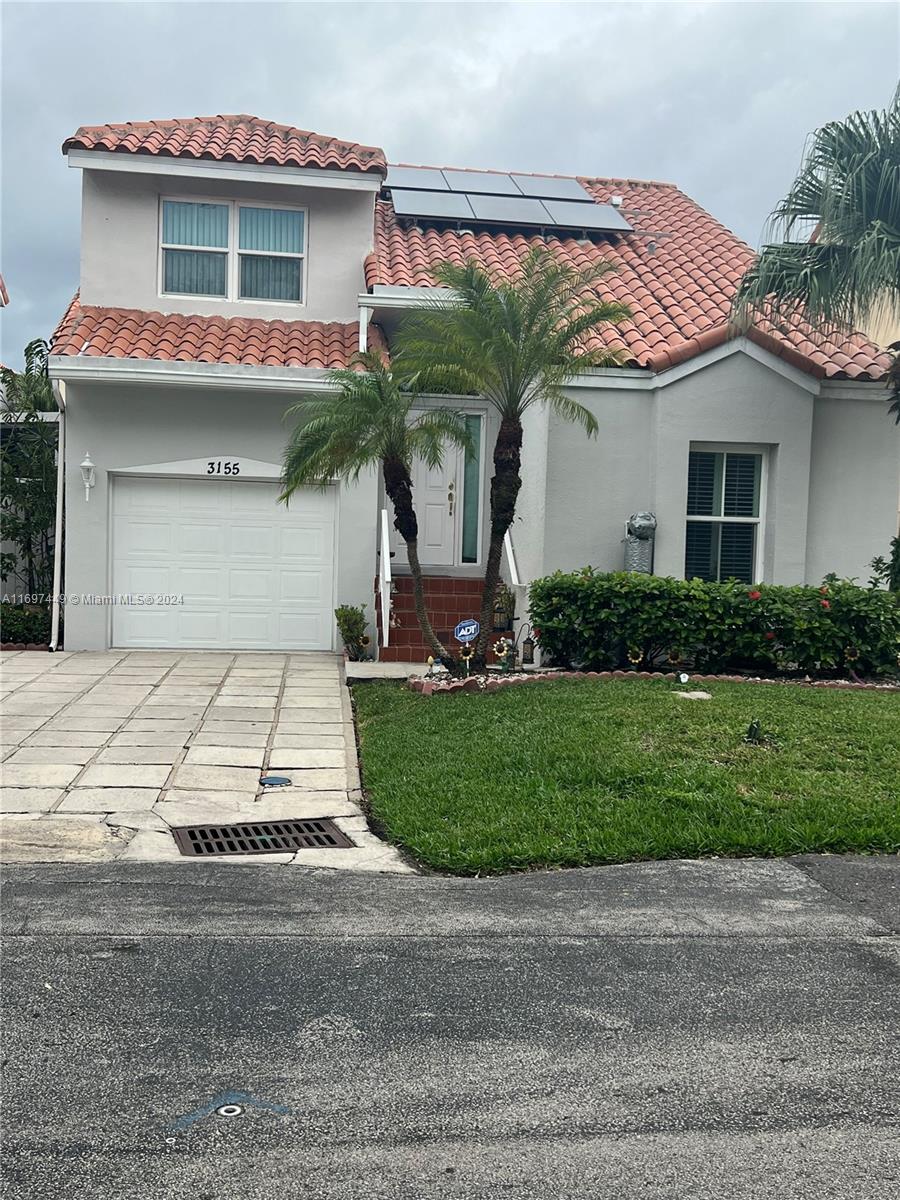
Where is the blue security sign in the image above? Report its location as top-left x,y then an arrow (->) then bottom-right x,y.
454,618 -> 480,644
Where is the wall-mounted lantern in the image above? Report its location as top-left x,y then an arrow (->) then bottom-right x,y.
80,452 -> 96,502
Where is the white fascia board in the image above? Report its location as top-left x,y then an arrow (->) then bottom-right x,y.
358,287 -> 453,311
68,150 -> 383,193
818,379 -> 889,402
568,338 -> 821,395
48,355 -> 338,393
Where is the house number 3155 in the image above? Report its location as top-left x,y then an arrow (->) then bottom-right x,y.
207,460 -> 241,476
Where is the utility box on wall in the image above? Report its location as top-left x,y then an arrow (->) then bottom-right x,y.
623,511 -> 657,574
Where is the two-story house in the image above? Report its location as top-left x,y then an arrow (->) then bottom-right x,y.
48,115 -> 898,656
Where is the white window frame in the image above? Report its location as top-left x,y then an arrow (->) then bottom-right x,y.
456,411 -> 486,567
685,442 -> 768,584
158,196 -> 308,306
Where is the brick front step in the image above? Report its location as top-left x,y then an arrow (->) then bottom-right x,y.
377,574 -> 505,663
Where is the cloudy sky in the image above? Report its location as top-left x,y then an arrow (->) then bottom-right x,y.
1,0 -> 897,364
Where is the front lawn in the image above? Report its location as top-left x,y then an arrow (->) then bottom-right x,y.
352,678 -> 900,875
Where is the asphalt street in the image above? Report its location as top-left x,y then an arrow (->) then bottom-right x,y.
2,855 -> 899,1199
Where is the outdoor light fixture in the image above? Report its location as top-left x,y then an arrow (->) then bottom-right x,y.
80,452 -> 96,501
513,622 -> 536,668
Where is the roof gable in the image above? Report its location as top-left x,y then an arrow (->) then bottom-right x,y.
62,115 -> 386,176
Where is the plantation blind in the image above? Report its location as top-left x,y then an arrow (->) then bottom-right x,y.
685,449 -> 763,584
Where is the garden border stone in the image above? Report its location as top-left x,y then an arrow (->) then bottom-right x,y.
406,669 -> 900,696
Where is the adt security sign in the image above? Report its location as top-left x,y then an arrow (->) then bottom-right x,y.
454,618 -> 480,644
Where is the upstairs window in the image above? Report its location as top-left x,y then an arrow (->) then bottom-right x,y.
238,207 -> 304,301
161,201 -> 229,297
160,199 -> 306,302
685,449 -> 763,584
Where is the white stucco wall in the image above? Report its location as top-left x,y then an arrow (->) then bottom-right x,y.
524,351 -> 894,589
649,353 -> 814,583
542,387 -> 654,575
61,380 -> 377,650
806,388 -> 900,584
511,404 -> 550,587
79,168 -> 374,324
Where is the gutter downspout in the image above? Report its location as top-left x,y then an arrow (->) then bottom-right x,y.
49,380 -> 66,651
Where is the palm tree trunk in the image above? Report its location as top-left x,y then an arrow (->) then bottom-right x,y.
472,417 -> 523,668
382,456 -> 453,666
405,538 -> 452,664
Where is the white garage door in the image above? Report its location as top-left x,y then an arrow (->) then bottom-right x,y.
111,476 -> 336,650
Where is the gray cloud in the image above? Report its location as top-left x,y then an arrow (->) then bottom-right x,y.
2,0 -> 898,364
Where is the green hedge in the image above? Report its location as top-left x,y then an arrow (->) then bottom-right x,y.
1,603 -> 52,645
528,570 -> 900,676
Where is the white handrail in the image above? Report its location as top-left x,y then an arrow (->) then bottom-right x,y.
503,529 -> 521,589
378,508 -> 392,649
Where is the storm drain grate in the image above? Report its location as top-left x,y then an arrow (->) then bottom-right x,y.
171,819 -> 354,857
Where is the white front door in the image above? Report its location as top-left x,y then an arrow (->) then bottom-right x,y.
111,476 -> 336,649
392,452 -> 459,566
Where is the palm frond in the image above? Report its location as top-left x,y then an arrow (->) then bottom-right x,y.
280,353 -> 467,501
734,94 -> 900,331
407,409 -> 473,468
396,245 -> 632,422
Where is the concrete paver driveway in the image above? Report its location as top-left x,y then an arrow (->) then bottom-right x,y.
0,650 -> 411,872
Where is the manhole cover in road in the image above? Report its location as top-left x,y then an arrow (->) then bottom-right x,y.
171,819 -> 354,857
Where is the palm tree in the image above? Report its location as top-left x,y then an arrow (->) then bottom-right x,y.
398,246 -> 632,667
733,92 -> 900,334
280,351 -> 470,664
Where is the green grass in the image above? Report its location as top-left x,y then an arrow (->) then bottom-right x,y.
352,678 -> 900,875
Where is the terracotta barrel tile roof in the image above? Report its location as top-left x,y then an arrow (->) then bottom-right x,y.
51,298 -> 374,371
62,115 -> 386,175
368,176 -> 890,381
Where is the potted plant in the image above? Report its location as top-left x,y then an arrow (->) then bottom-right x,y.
335,603 -> 370,661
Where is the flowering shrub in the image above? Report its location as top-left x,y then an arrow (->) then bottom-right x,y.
528,570 -> 900,676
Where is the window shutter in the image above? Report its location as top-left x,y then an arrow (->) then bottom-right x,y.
723,454 -> 760,517
719,523 -> 755,582
685,522 -> 717,580
687,452 -> 720,516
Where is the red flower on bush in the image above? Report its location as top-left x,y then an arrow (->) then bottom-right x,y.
748,590 -> 762,601
764,631 -> 776,641
821,599 -> 831,610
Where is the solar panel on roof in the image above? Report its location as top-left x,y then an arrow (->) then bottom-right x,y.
442,169 -> 522,195
385,166 -> 449,191
390,190 -> 475,220
467,194 -> 552,224
511,175 -> 592,202
542,200 -> 633,232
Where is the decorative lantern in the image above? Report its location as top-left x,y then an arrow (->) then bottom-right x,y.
80,452 -> 96,501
